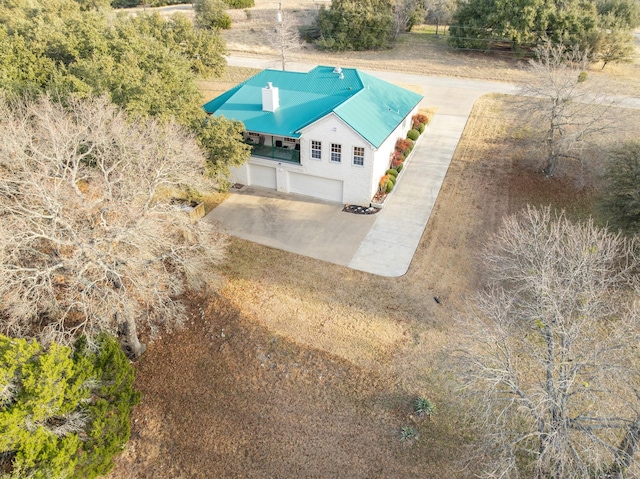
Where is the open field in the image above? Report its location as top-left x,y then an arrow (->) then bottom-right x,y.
108,4 -> 640,477
219,0 -> 640,94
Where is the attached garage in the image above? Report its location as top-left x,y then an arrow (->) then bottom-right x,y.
248,164 -> 277,189
288,172 -> 343,203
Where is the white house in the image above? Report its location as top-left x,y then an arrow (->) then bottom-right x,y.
203,66 -> 423,205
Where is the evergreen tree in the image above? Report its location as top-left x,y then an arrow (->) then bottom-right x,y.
316,0 -> 394,51
0,0 -> 250,184
448,0 -> 637,59
0,334 -> 140,478
598,142 -> 640,235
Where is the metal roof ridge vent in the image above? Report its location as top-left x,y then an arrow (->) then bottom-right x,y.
262,82 -> 279,112
339,72 -> 344,80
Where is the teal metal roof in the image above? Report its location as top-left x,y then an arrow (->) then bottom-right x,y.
203,66 -> 422,148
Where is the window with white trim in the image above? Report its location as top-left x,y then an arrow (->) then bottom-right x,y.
311,140 -> 322,160
330,143 -> 341,163
352,146 -> 364,166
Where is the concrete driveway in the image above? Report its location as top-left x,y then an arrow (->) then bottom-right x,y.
205,58 -> 518,276
205,186 -> 376,266
205,187 -> 376,266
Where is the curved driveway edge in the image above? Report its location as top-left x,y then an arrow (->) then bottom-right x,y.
217,57 -> 518,276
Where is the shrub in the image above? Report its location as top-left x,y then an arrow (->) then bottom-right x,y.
195,0 -> 233,30
414,397 -> 436,418
217,13 -> 232,29
407,129 -> 420,141
412,121 -> 423,131
387,175 -> 396,184
400,425 -> 418,441
412,113 -> 428,125
379,174 -> 390,192
0,334 -> 140,479
391,150 -> 405,167
418,123 -> 425,133
386,168 -> 398,177
395,138 -> 413,156
386,180 -> 394,193
224,0 -> 254,8
396,163 -> 403,173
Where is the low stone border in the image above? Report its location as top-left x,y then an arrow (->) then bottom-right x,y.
342,204 -> 380,215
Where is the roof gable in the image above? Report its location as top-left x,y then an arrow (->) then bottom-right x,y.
203,66 -> 422,147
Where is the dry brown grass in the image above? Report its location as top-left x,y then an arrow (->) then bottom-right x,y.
108,5 -> 640,476
198,66 -> 262,103
109,95 -> 640,479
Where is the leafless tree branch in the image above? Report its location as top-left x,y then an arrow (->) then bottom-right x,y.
0,95 -> 226,357
457,206 -> 640,478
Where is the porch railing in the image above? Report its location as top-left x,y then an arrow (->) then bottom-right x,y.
249,144 -> 300,164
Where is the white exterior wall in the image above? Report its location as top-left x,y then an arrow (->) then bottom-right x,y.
297,114 -> 373,205
228,105 -> 421,205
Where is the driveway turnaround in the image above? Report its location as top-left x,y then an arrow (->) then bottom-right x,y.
205,187 -> 376,266
205,57 -> 518,276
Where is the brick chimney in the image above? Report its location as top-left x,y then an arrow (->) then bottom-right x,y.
261,82 -> 279,112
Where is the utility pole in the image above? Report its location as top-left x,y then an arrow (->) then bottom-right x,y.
277,2 -> 285,70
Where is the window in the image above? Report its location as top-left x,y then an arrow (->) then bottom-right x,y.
330,143 -> 341,163
311,140 -> 322,160
353,146 -> 364,166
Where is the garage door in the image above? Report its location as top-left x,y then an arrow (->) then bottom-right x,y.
288,172 -> 343,203
248,164 -> 277,189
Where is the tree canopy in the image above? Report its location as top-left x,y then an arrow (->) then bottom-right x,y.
315,0 -> 395,51
0,95 -> 227,356
448,0 -> 640,59
0,0 -> 250,183
194,0 -> 232,30
0,333 -> 140,478
598,142 -> 640,235
458,206 -> 640,478
519,42 -> 621,176
0,3 -> 225,124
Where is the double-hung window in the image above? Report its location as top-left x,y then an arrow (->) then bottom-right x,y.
311,140 -> 322,160
330,143 -> 342,163
353,146 -> 364,166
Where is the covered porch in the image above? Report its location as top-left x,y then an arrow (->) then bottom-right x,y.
244,132 -> 300,164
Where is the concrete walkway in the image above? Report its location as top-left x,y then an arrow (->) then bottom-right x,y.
221,57 -> 518,276
349,73 -> 518,276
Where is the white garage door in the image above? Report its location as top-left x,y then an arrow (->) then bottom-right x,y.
288,172 -> 343,203
248,164 -> 277,189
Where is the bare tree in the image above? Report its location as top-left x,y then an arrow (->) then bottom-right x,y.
520,42 -> 622,176
457,206 -> 640,479
391,0 -> 424,41
268,4 -> 304,71
0,96 -> 226,357
425,0 -> 454,35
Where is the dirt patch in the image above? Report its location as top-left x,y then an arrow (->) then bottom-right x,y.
114,293 -> 464,478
